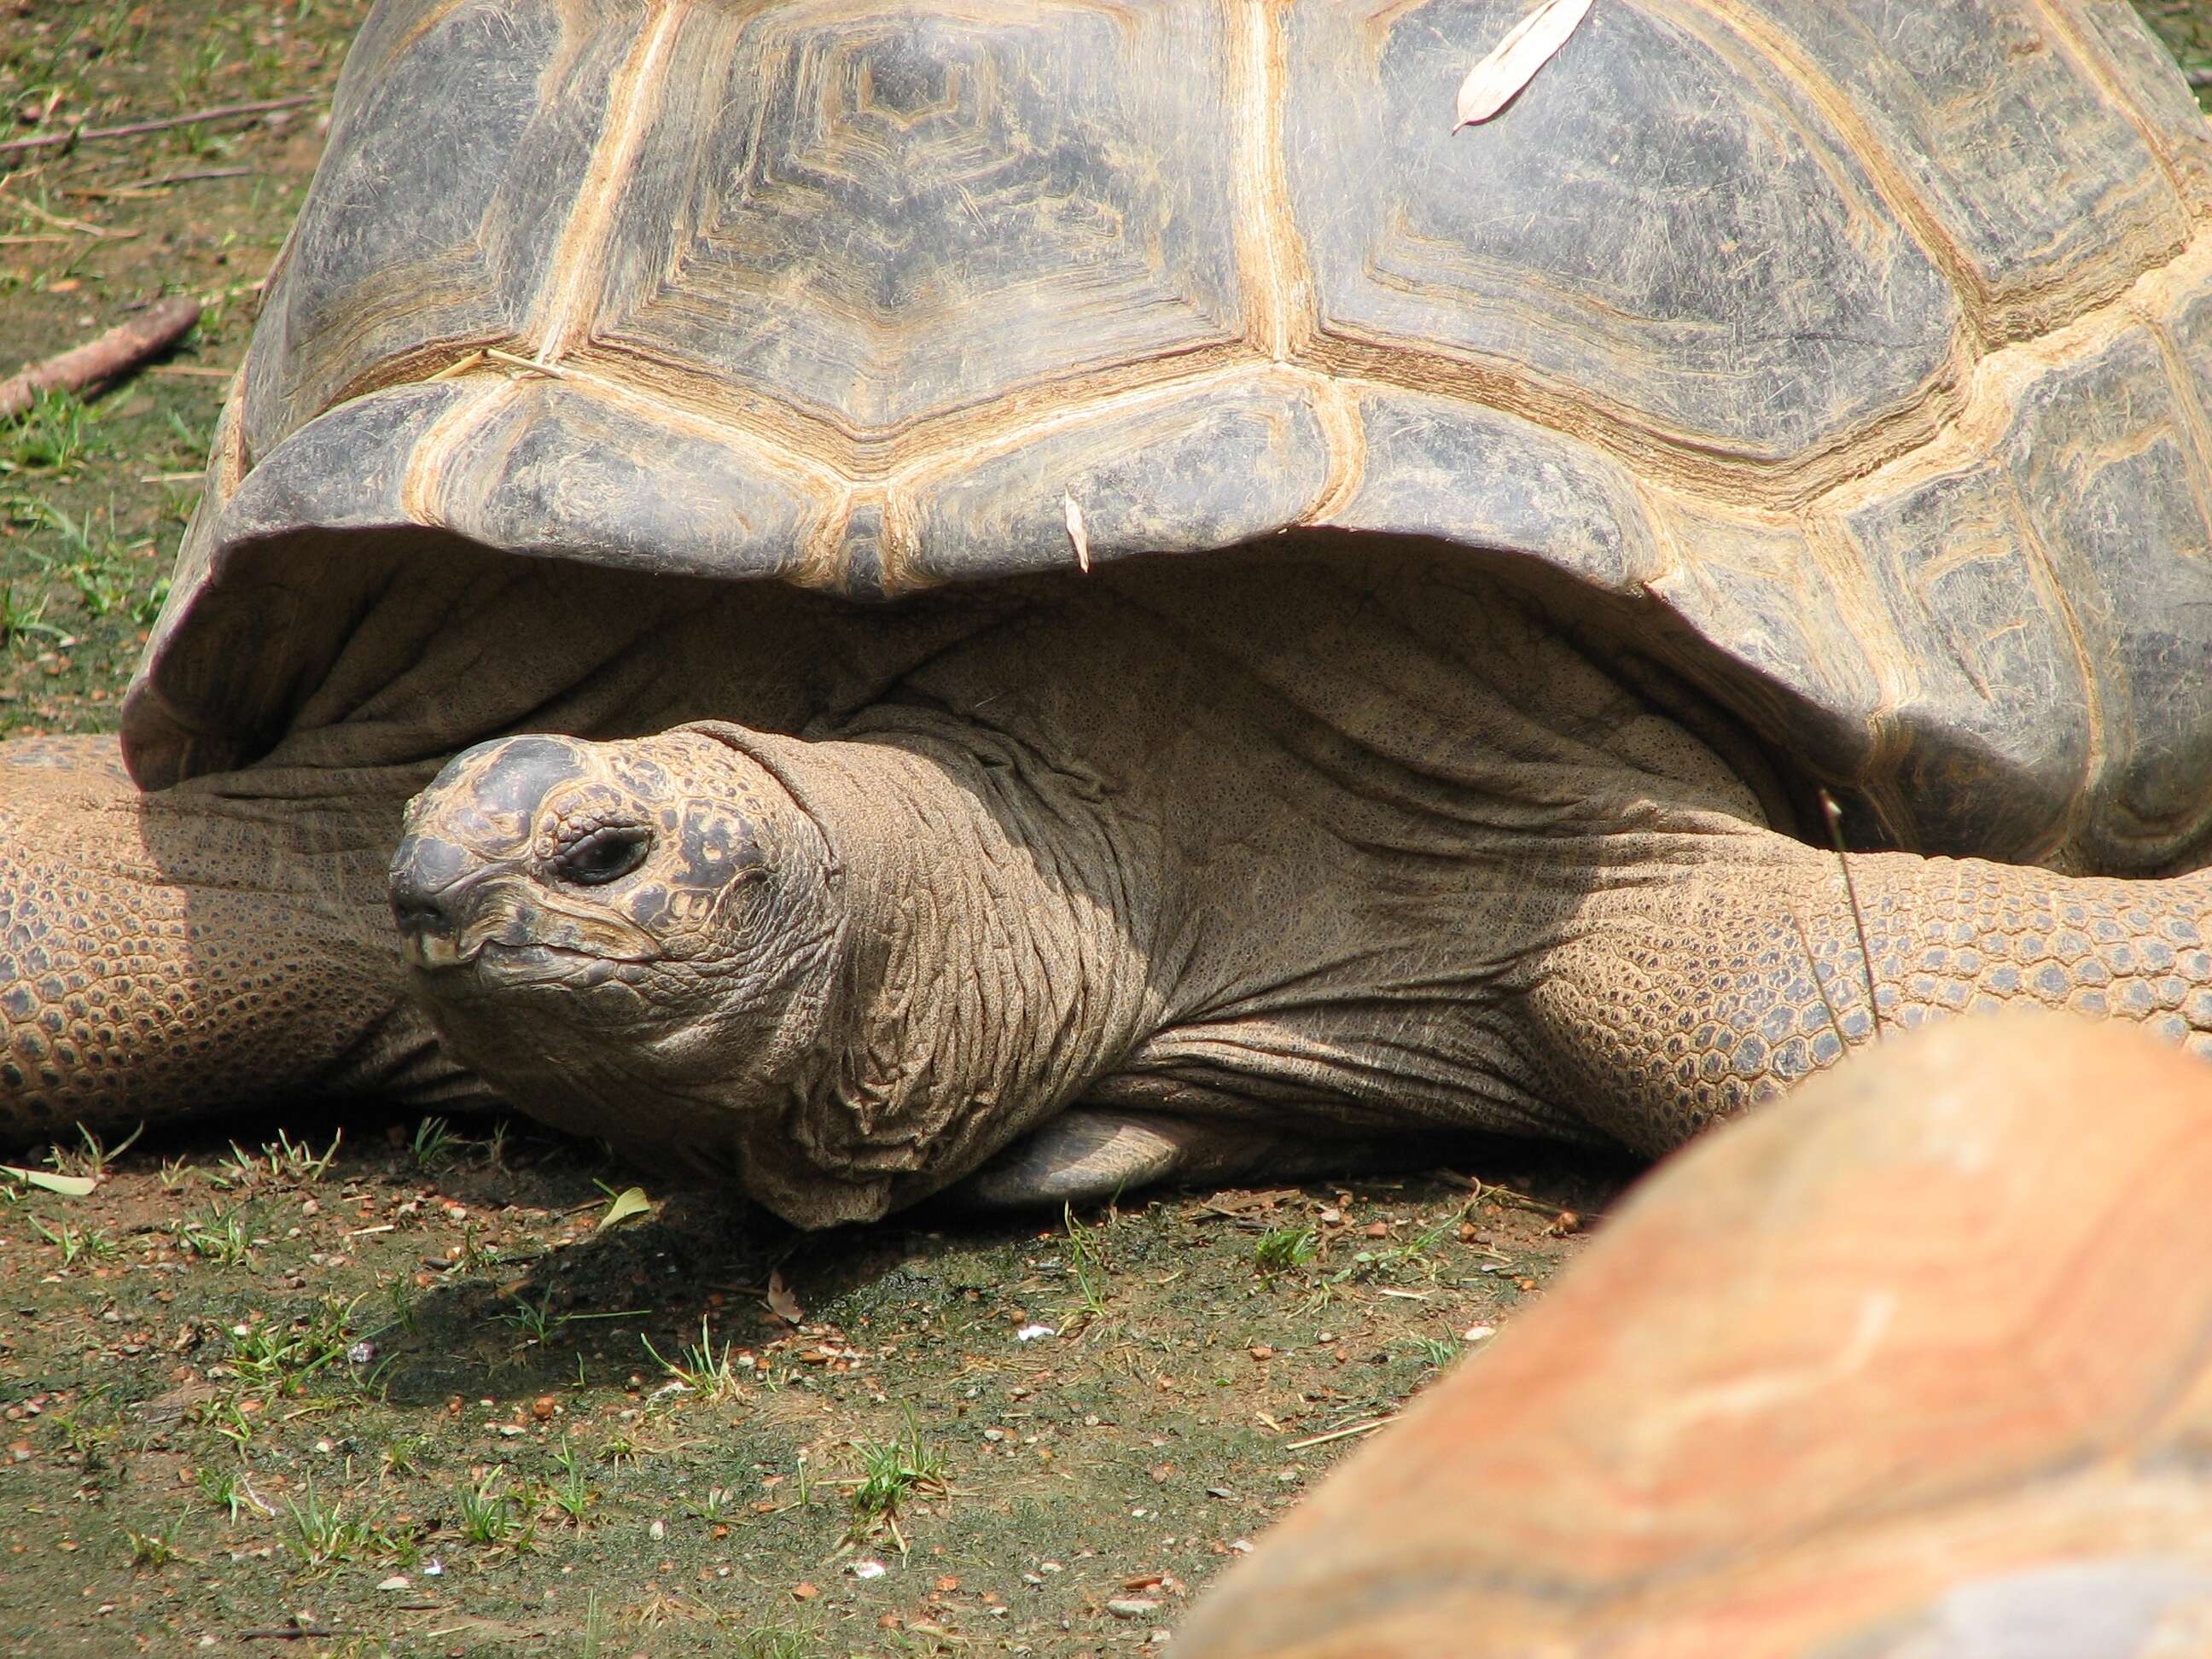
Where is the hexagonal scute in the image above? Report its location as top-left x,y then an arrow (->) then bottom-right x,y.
1282,0 -> 1964,466
239,0 -> 643,461
580,1 -> 1249,436
1747,0 -> 2197,329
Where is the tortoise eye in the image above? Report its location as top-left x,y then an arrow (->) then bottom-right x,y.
555,825 -> 652,887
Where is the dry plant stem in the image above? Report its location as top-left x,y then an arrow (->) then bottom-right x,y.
1789,909 -> 1853,1054
1284,1418 -> 1394,1452
0,295 -> 201,420
0,193 -> 132,238
0,95 -> 320,158
1819,789 -> 1883,1040
68,167 -> 253,197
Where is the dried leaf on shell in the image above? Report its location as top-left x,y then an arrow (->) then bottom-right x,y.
1453,0 -> 1594,129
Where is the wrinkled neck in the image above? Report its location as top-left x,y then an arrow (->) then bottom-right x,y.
732,725 -> 1162,1225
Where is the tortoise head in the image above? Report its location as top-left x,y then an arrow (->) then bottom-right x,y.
387,727 -> 842,1142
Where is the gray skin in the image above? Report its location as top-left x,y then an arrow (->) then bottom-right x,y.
371,552 -> 2212,1226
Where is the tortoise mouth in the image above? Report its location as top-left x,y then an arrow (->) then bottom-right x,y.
399,931 -> 474,972
402,933 -> 650,991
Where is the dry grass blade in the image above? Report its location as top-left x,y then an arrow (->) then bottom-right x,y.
0,187 -> 135,240
1818,788 -> 1882,1041
1788,910 -> 1852,1057
68,168 -> 253,199
1453,0 -> 1595,129
1284,1415 -> 1394,1451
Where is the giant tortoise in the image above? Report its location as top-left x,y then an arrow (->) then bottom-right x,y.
1175,1012 -> 2212,1655
6,0 -> 2212,1225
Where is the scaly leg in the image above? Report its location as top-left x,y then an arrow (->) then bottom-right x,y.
0,735 -> 482,1138
1526,819 -> 2212,1153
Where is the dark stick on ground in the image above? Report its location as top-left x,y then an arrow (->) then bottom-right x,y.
0,95 -> 320,158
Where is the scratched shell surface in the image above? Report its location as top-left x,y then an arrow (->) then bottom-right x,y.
125,0 -> 2212,873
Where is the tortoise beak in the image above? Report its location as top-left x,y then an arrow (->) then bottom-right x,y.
401,929 -> 471,971
388,833 -> 496,969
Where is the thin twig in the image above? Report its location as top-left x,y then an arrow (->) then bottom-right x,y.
483,346 -> 565,379
1789,909 -> 1851,1057
1450,1173 -> 1593,1226
0,95 -> 320,158
1818,789 -> 1882,1040
1284,1416 -> 1394,1452
426,348 -> 489,381
67,167 -> 253,197
0,192 -> 133,239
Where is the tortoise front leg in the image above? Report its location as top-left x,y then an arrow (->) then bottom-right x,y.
1526,820 -> 2212,1153
0,735 -> 485,1139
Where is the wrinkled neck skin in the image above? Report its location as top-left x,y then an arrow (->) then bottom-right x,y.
751,727 -> 1163,1225
462,723 -> 1165,1229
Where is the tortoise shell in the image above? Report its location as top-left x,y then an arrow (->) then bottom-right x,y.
1172,1012 -> 2212,1655
126,0 -> 2212,876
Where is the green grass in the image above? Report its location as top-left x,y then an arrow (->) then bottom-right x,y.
117,1515 -> 188,1569
0,390 -> 101,476
1253,1225 -> 1318,1274
0,580 -> 62,650
641,1315 -> 746,1404
223,1292 -> 363,1399
545,1438 -> 597,1526
26,1214 -> 119,1264
378,1432 -> 428,1480
279,1477 -> 404,1574
44,1121 -> 141,1183
1061,1202 -> 1115,1332
212,1127 -> 341,1190
456,1474 -> 534,1549
195,1464 -> 256,1522
174,1202 -> 252,1265
847,1412 -> 949,1544
410,1114 -> 460,1167
680,1484 -> 742,1525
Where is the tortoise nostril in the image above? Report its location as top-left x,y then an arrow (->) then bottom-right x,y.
390,895 -> 445,934
387,835 -> 478,934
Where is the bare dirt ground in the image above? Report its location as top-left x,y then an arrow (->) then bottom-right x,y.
0,4 -> 2207,1655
